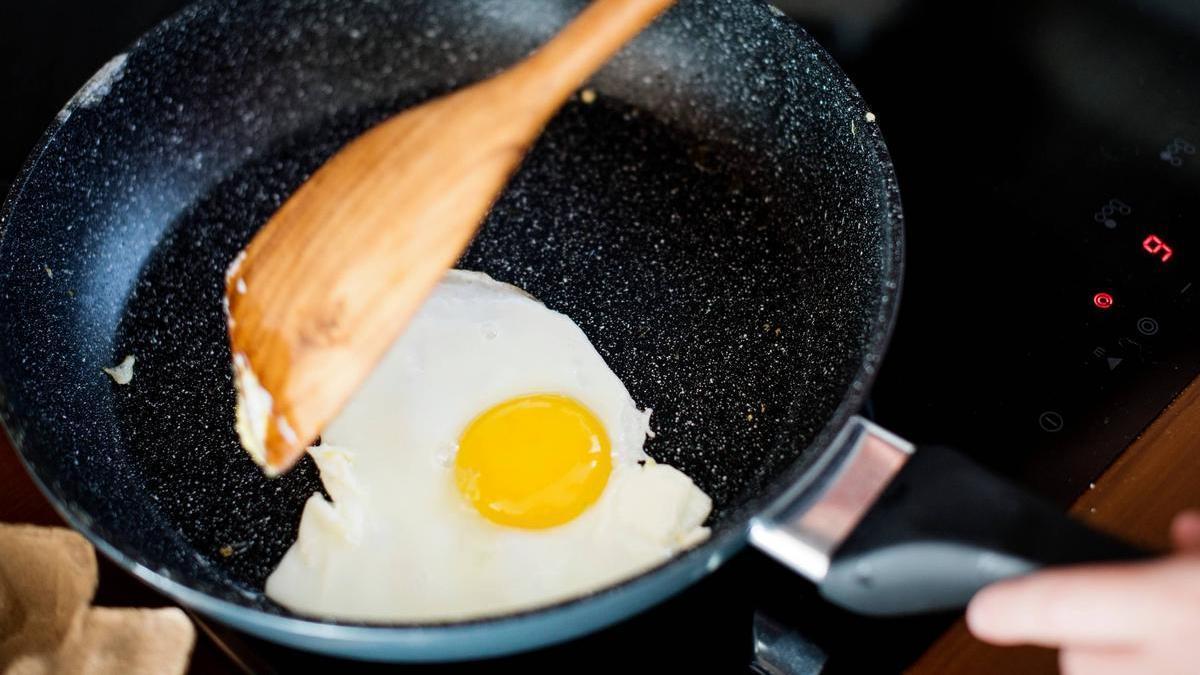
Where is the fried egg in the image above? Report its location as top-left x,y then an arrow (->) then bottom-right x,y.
264,270 -> 712,622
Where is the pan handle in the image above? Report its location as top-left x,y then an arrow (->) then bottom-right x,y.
749,417 -> 1149,616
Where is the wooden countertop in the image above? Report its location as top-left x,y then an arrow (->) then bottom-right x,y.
909,375 -> 1200,674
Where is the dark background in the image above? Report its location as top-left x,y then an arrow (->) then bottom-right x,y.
1,2 -> 182,192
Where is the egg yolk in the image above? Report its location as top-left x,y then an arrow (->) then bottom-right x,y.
455,394 -> 612,529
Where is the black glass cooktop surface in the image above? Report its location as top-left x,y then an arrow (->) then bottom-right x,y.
4,0 -> 1199,672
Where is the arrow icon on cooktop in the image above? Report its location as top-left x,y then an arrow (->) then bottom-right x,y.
1107,357 -> 1123,370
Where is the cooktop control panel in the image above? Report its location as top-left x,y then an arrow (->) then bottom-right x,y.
1033,140 -> 1200,500
859,0 -> 1200,504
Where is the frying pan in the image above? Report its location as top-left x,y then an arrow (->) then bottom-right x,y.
0,0 -> 1142,663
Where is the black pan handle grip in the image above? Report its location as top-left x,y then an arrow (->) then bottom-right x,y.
819,445 -> 1151,616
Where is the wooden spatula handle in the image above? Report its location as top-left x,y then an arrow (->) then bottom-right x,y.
509,0 -> 677,107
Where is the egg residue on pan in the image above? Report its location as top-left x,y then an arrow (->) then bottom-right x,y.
264,270 -> 712,622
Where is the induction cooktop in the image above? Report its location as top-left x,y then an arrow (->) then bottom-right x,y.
4,0 -> 1199,672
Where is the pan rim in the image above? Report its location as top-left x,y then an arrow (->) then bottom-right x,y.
0,0 -> 905,659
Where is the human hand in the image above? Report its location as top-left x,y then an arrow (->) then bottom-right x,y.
966,510 -> 1200,675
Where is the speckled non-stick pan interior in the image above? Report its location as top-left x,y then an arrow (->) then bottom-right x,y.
0,0 -> 900,618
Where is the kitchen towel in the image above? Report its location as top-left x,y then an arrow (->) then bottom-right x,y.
0,524 -> 194,674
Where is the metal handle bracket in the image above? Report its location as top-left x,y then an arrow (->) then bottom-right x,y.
748,416 -> 913,581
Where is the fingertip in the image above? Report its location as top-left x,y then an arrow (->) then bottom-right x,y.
966,580 -> 1023,643
1171,509 -> 1200,528
964,589 -> 991,636
1170,510 -> 1200,551
970,563 -> 1170,649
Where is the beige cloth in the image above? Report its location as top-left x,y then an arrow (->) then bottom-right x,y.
0,524 -> 194,675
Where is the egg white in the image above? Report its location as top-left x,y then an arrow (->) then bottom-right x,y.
264,270 -> 711,622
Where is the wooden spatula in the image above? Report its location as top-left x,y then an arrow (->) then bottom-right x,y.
224,0 -> 677,475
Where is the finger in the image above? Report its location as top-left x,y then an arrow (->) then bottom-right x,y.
1059,648 -> 1145,675
1170,510 -> 1200,552
967,563 -> 1174,647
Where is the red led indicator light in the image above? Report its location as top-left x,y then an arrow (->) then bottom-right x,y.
1093,292 -> 1114,309
1143,234 -> 1174,262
